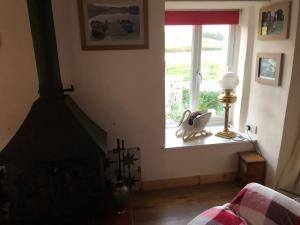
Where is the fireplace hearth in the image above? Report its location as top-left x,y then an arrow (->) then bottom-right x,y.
0,0 -> 107,224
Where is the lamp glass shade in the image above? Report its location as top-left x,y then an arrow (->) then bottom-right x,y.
219,72 -> 239,90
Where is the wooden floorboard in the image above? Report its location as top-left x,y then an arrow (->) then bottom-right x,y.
132,182 -> 240,225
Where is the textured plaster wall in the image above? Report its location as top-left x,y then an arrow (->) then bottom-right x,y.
0,0 -> 38,150
1,0 -> 297,184
52,0 -> 253,181
276,1 -> 300,185
246,0 -> 299,186
0,0 -> 73,151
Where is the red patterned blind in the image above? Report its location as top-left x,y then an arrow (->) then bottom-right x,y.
165,10 -> 240,25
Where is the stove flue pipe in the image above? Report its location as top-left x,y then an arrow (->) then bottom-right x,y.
27,0 -> 64,100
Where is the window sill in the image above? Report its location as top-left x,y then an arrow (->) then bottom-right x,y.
165,126 -> 253,150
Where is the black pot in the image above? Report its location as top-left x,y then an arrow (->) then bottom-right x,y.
112,183 -> 129,214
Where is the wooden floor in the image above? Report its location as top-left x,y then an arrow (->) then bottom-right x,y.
131,182 -> 240,225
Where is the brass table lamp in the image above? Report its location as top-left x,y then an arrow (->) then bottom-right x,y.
216,72 -> 239,139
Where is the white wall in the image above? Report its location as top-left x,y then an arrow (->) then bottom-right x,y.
0,0 -> 38,149
3,0 -> 296,184
246,0 -> 299,186
52,0 -> 253,181
276,3 -> 300,185
234,6 -> 256,131
0,0 -> 74,151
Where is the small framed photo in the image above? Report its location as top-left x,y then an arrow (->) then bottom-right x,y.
78,0 -> 149,50
255,53 -> 283,86
258,1 -> 291,40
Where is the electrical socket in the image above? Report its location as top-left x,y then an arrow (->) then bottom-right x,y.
245,124 -> 258,134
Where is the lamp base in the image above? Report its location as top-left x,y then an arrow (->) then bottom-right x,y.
216,131 -> 237,139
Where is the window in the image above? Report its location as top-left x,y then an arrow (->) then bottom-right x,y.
165,11 -> 239,128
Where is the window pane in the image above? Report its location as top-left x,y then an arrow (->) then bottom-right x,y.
165,25 -> 192,127
200,25 -> 230,117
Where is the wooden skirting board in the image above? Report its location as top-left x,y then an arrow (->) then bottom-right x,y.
142,172 -> 237,191
166,0 -> 269,1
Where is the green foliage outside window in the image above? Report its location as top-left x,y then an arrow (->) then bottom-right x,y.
182,88 -> 190,110
166,64 -> 190,81
166,88 -> 223,124
199,90 -> 223,113
201,64 -> 226,80
166,63 -> 225,81
166,91 -> 186,122
165,33 -> 224,53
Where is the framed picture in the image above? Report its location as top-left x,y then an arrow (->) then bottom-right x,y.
255,53 -> 283,86
258,1 -> 291,40
78,0 -> 148,50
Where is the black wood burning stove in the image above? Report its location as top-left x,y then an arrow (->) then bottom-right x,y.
0,0 -> 107,224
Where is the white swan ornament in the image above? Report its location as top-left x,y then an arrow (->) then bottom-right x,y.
176,110 -> 212,142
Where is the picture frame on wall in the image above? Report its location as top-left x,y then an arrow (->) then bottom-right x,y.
258,1 -> 291,40
78,0 -> 148,50
255,53 -> 283,86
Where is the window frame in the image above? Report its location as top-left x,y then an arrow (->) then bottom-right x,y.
190,24 -> 237,125
164,24 -> 237,128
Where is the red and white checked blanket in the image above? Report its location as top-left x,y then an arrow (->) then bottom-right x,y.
188,183 -> 300,225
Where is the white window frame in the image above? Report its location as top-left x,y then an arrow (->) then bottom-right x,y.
189,24 -> 237,126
